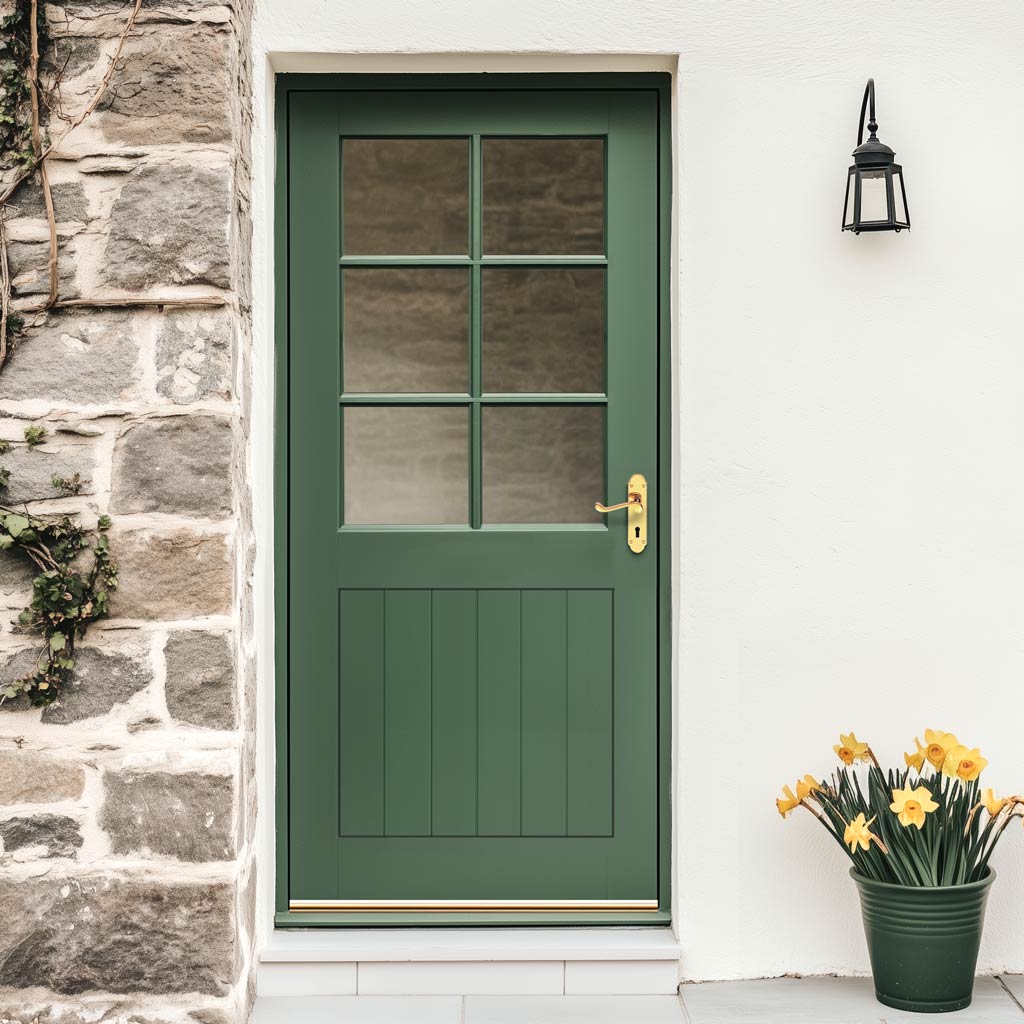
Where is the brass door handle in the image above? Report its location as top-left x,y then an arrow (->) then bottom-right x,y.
594,474 -> 647,553
594,494 -> 643,514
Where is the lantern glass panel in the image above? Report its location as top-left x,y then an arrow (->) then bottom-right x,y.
860,169 -> 889,223
892,170 -> 907,224
844,173 -> 856,228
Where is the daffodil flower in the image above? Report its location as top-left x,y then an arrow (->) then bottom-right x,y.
844,812 -> 878,853
923,729 -> 960,770
795,774 -> 821,800
981,788 -> 1007,817
776,784 -> 800,818
904,737 -> 926,772
943,744 -> 988,782
833,731 -> 870,766
890,783 -> 939,829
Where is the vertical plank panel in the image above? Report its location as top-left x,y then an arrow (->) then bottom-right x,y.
384,590 -> 432,835
339,590 -> 385,835
477,590 -> 522,836
567,590 -> 613,835
432,590 -> 478,835
521,589 -> 568,836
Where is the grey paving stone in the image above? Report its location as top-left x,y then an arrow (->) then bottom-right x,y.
679,976 -> 1021,1024
252,996 -> 463,1024
466,995 -> 686,1024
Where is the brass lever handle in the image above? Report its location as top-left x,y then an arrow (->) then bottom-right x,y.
595,475 -> 648,553
594,493 -> 644,514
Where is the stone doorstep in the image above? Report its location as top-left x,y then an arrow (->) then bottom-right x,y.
251,976 -> 1024,1024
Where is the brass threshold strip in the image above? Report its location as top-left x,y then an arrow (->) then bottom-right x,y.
289,899 -> 660,913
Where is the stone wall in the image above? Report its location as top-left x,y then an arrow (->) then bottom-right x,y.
0,0 -> 255,1021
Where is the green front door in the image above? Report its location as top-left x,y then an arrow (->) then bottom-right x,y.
282,79 -> 667,925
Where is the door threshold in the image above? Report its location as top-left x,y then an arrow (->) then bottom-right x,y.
289,899 -> 660,913
260,925 -> 681,963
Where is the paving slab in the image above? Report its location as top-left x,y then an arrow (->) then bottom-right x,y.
679,976 -> 1022,1024
251,995 -> 463,1023
465,995 -> 686,1023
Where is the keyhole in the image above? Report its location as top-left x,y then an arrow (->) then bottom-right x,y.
634,526 -> 641,539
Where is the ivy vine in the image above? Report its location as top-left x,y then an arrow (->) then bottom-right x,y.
0,0 -> 223,709
0,429 -> 117,707
0,0 -> 48,173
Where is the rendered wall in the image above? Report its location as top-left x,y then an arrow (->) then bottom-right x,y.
251,0 -> 1024,982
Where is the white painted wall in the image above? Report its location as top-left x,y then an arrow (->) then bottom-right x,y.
250,0 -> 1024,983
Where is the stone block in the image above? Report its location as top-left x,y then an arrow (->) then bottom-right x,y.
156,310 -> 232,405
164,630 -> 235,730
40,646 -> 153,725
111,416 -> 232,518
6,238 -> 78,300
0,442 -> 95,504
97,26 -> 233,145
101,770 -> 234,862
0,549 -> 35,598
103,164 -> 232,291
0,813 -> 83,858
0,310 -> 142,404
6,181 -> 89,223
0,876 -> 235,995
47,35 -> 102,80
112,529 -> 231,619
0,751 -> 85,804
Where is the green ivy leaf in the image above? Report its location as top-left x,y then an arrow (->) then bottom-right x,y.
49,634 -> 66,652
5,514 -> 29,537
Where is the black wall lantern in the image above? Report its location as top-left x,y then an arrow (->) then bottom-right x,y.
842,79 -> 910,234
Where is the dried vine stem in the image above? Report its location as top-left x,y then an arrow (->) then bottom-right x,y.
0,210 -> 10,369
53,296 -> 228,309
27,0 -> 59,307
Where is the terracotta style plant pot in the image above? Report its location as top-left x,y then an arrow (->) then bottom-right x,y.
851,868 -> 995,1013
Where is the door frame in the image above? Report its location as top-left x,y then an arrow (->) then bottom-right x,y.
273,71 -> 673,927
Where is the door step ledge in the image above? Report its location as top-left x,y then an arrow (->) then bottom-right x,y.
258,928 -> 682,996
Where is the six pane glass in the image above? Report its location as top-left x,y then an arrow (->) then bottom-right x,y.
482,406 -> 604,524
344,407 -> 469,525
342,135 -> 608,525
482,268 -> 604,394
342,139 -> 469,255
343,268 -> 469,394
482,138 -> 605,255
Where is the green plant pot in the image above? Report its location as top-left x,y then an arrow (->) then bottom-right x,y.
851,868 -> 995,1013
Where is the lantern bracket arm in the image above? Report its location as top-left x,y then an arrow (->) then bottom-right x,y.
857,78 -> 877,146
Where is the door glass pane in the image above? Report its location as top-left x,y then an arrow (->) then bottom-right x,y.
482,138 -> 604,255
482,268 -> 604,393
483,406 -> 603,524
343,139 -> 469,255
344,407 -> 468,525
344,269 -> 469,394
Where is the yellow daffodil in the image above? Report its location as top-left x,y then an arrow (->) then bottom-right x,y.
834,731 -> 870,766
981,788 -> 1007,817
796,774 -> 821,800
923,729 -> 960,770
943,744 -> 988,782
844,813 -> 878,853
890,784 -> 939,829
904,737 -> 926,772
776,784 -> 800,818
